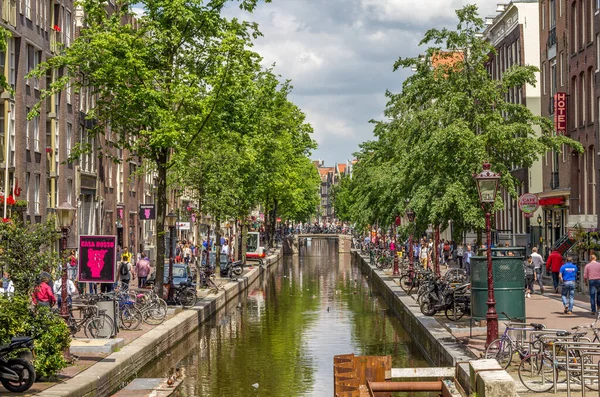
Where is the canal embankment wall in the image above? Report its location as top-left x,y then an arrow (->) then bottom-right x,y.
41,250 -> 282,397
352,251 -> 476,372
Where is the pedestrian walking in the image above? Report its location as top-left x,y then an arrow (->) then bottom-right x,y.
32,276 -> 56,307
456,244 -> 464,268
53,276 -> 78,308
531,247 -> 545,294
118,255 -> 133,291
463,245 -> 473,276
523,255 -> 535,298
559,255 -> 578,314
135,253 -> 151,288
547,249 -> 564,293
584,254 -> 600,315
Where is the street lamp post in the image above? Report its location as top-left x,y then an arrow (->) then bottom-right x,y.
473,162 -> 501,347
393,216 -> 401,276
406,208 -> 415,273
537,214 -> 543,252
166,211 -> 177,301
56,202 -> 76,319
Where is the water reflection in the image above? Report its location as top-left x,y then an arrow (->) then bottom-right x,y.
141,239 -> 428,396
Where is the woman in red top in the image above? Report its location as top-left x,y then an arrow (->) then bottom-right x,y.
32,277 -> 56,307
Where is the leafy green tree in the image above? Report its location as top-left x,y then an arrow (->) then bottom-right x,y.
347,5 -> 580,236
332,174 -> 353,223
30,0 -> 270,296
0,219 -> 60,295
0,219 -> 70,378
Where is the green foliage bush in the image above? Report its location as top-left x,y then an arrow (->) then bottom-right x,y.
0,297 -> 71,378
28,306 -> 70,378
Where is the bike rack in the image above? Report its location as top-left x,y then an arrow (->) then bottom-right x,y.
551,341 -> 600,396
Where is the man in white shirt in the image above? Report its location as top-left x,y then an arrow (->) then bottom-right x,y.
53,277 -> 78,308
530,247 -> 545,294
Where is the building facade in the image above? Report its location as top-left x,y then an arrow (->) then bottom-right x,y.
483,0 -> 542,247
538,0 -> 598,256
0,1 -> 158,261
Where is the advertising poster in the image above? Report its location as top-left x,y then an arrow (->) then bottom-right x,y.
139,204 -> 156,220
78,235 -> 117,283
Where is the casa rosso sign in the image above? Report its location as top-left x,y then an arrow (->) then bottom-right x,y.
554,92 -> 567,135
518,193 -> 539,217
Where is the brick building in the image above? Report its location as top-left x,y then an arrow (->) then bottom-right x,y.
0,1 -> 158,260
537,0 -> 598,255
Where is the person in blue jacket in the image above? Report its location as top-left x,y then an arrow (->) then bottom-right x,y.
559,255 -> 578,314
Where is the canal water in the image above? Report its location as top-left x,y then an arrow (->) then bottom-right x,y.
140,239 -> 429,396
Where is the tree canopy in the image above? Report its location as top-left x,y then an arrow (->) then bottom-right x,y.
336,5 -> 580,237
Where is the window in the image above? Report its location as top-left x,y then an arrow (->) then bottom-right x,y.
590,68 -> 594,122
64,10 -> 71,47
33,50 -> 40,89
8,38 -> 14,89
551,61 -> 557,95
66,122 -> 72,158
80,129 -> 95,173
25,173 -> 29,214
597,0 -> 600,11
550,0 -> 556,27
581,73 -> 586,125
25,107 -> 30,150
107,156 -> 113,187
573,76 -> 578,127
560,52 -> 564,86
33,174 -> 39,215
581,0 -> 586,48
542,62 -> 547,94
8,102 -> 14,167
572,2 -> 578,53
542,3 -> 546,30
33,114 -> 39,152
35,0 -> 39,25
24,0 -> 30,19
66,82 -> 71,104
67,179 -> 72,205
597,34 -> 600,71
590,0 -> 594,42
25,45 -> 40,88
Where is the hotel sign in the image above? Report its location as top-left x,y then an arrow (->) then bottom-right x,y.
554,92 -> 567,135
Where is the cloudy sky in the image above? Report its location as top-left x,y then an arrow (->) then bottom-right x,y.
224,0 -> 496,166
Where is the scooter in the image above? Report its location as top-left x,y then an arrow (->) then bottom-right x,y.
0,336 -> 36,392
220,260 -> 244,279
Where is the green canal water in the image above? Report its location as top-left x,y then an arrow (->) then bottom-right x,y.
140,239 -> 429,396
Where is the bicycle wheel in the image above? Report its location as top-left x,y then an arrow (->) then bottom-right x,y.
143,299 -> 168,324
518,353 -> 557,393
85,313 -> 115,339
399,275 -> 413,293
120,306 -> 142,330
445,301 -> 467,321
485,338 -> 513,369
419,299 -> 436,316
179,289 -> 197,308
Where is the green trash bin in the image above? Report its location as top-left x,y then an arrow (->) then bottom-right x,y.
471,247 -> 526,321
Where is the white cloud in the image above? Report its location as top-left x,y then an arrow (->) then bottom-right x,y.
225,0 -> 498,164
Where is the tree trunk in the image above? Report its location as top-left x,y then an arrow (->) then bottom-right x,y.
215,217 -> 221,269
269,199 -> 278,249
154,153 -> 168,299
237,219 -> 242,261
241,220 -> 248,263
205,223 -> 211,267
